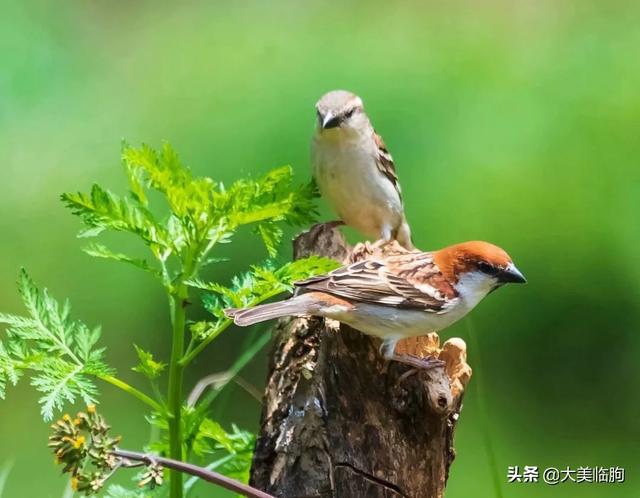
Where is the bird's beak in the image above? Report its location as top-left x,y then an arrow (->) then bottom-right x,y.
321,111 -> 340,129
499,263 -> 527,284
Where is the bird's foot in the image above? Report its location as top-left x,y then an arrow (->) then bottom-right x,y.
371,238 -> 393,250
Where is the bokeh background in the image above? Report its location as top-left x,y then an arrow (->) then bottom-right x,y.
1,0 -> 638,496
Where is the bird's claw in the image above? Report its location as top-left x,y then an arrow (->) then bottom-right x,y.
371,238 -> 393,250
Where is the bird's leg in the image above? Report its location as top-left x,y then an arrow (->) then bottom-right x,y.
380,338 -> 398,361
389,353 -> 446,370
372,238 -> 391,250
380,339 -> 445,371
371,225 -> 394,249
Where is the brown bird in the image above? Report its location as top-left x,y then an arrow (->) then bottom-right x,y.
226,241 -> 525,368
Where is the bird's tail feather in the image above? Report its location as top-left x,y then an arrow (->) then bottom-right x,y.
225,295 -> 316,326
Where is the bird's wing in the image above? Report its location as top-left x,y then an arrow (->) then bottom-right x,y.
295,252 -> 458,312
373,131 -> 402,200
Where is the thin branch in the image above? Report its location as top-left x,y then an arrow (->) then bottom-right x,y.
187,372 -> 228,408
97,374 -> 164,413
112,449 -> 274,498
233,376 -> 263,403
191,333 -> 270,419
187,373 -> 262,408
179,320 -> 232,366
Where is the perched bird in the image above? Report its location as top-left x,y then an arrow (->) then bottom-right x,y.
226,241 -> 526,369
311,90 -> 414,249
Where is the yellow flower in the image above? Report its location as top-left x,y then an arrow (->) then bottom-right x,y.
87,404 -> 96,414
70,477 -> 79,491
73,436 -> 86,449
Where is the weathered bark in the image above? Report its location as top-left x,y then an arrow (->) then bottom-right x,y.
250,223 -> 472,498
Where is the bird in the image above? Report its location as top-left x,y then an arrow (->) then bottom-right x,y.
226,241 -> 526,369
311,90 -> 414,249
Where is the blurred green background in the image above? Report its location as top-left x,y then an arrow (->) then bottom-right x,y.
1,0 -> 638,496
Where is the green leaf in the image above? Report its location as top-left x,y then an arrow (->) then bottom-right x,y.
0,270 -> 113,420
83,243 -> 161,276
104,484 -> 163,498
104,485 -> 140,498
193,421 -> 255,482
196,418 -> 235,453
31,361 -> 94,420
0,343 -> 21,399
222,166 -> 319,235
201,255 -> 340,315
73,324 -> 103,362
122,141 -> 149,207
256,224 -> 283,258
64,144 -> 320,293
188,321 -> 216,341
127,144 -> 214,215
132,345 -> 166,380
61,185 -> 171,251
186,256 -> 339,352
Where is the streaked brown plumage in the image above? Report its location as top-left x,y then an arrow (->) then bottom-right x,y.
226,241 -> 526,368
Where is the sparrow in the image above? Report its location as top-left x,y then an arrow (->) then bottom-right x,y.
226,241 -> 526,369
311,90 -> 414,249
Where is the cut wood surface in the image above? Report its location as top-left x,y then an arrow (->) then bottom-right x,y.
250,223 -> 472,498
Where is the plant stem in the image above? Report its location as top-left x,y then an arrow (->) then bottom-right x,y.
97,374 -> 164,413
180,289 -> 283,367
112,449 -> 274,498
167,285 -> 188,498
179,320 -> 232,366
466,318 -> 504,498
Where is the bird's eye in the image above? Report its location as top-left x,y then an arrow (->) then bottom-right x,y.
345,108 -> 355,118
478,262 -> 499,276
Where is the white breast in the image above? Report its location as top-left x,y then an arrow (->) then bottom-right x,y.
311,131 -> 403,241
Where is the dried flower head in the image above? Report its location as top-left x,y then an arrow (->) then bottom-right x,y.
49,406 -> 122,496
138,461 -> 164,489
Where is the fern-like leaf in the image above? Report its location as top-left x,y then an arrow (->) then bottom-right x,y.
0,270 -> 113,420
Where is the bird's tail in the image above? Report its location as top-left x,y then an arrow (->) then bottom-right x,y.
225,294 -> 318,327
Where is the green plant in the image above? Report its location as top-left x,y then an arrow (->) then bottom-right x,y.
0,143 -> 338,497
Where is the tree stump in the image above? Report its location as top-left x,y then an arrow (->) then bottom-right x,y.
249,223 -> 472,498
